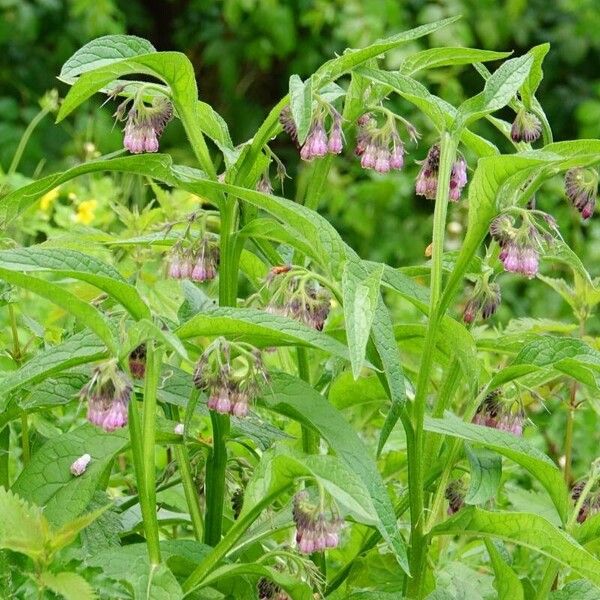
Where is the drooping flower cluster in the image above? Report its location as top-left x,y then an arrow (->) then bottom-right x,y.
354,112 -> 412,174
571,480 -> 600,524
510,109 -> 542,143
70,453 -> 91,477
116,95 -> 173,154
167,237 -> 220,283
193,338 -> 268,418
445,481 -> 465,515
292,490 -> 343,554
490,211 -> 556,279
462,280 -> 502,324
564,167 -> 598,220
300,110 -> 344,161
80,361 -> 133,432
257,577 -> 290,600
264,266 -> 331,331
415,143 -> 468,201
128,344 -> 146,379
472,390 -> 525,436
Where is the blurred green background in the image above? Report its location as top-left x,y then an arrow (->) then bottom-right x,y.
2,0 -> 600,326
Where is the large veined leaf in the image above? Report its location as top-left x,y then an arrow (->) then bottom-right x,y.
489,336 -> 600,390
0,268 -> 117,353
59,34 -> 156,83
176,306 -> 357,363
261,372 -> 409,572
464,446 -> 502,505
400,47 -> 511,75
342,259 -> 384,379
0,331 -> 107,401
424,413 -> 569,522
12,424 -> 128,526
0,247 -> 150,320
484,540 -> 525,600
432,508 -> 600,588
289,74 -> 313,145
519,43 -> 550,109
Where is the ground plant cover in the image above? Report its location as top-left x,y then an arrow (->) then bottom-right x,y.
1,10 -> 600,600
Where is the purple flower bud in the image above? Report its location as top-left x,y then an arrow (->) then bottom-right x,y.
374,146 -> 391,174
462,297 -> 481,325
121,97 -> 172,154
489,215 -> 515,244
360,143 -> 377,169
389,141 -> 405,170
328,113 -> 344,155
279,106 -> 298,144
445,481 -> 464,515
256,174 -> 273,195
520,246 -> 539,279
128,344 -> 146,379
174,423 -> 185,435
473,390 -> 524,437
415,144 -> 441,200
511,109 -> 542,143
565,167 -> 598,220
449,156 -> 468,202
70,453 -> 91,476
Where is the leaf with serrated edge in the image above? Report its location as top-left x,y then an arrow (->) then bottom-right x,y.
40,571 -> 97,600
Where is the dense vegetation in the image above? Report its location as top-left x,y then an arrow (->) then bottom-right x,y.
1,4 -> 600,600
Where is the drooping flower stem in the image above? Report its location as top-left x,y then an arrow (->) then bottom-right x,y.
406,132 -> 457,599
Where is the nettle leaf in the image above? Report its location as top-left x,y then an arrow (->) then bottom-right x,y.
261,372 -> 409,572
40,571 -> 97,600
432,508 -> 600,589
289,74 -> 312,145
59,34 -> 156,83
464,446 -> 502,505
200,564 -> 313,600
485,540 -> 525,600
12,424 -> 128,526
0,268 -> 117,354
490,335 -> 600,390
424,413 -> 569,522
242,446 -> 379,527
176,306 -> 355,363
0,331 -> 107,400
0,487 -> 48,562
400,47 -> 511,75
454,54 -> 534,129
519,43 -> 550,109
343,260 -> 384,379
0,247 -> 150,321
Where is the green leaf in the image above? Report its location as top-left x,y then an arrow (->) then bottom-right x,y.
0,247 -> 150,321
243,445 -> 379,526
464,446 -> 502,505
59,34 -> 156,83
0,268 -> 117,354
400,47 -> 511,75
200,563 -> 313,600
289,74 -> 313,145
551,580 -> 600,599
50,504 -> 111,553
261,372 -> 409,573
40,571 -> 97,600
343,260 -> 384,379
519,43 -> 550,109
12,424 -> 128,526
485,539 -> 524,600
455,54 -> 534,129
424,413 -> 570,522
0,487 -> 47,562
432,507 -> 600,588
176,306 -> 356,363
0,331 -> 107,399
123,319 -> 188,362
19,372 -> 88,412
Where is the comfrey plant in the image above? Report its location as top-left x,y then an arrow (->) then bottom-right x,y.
3,16 -> 600,600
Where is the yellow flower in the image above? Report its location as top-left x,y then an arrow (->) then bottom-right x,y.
74,199 -> 98,225
39,187 -> 60,211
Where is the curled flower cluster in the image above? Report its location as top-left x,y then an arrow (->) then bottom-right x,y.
168,237 -> 220,283
193,339 -> 268,418
128,344 -> 146,379
265,267 -> 331,331
445,481 -> 465,515
472,390 -> 525,436
354,113 -> 409,174
490,212 -> 555,279
571,480 -> 600,524
70,453 -> 91,477
300,110 -> 345,161
415,143 -> 468,201
80,361 -> 133,432
258,578 -> 290,600
511,109 -> 542,143
463,281 -> 502,324
117,95 -> 173,154
292,490 -> 343,554
565,167 -> 598,220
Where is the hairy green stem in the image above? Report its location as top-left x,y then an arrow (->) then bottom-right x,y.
406,132 -> 457,599
296,347 -> 319,454
7,107 -> 51,177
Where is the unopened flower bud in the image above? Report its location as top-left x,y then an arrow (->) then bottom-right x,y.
70,453 -> 91,476
565,167 -> 598,220
511,109 -> 542,143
